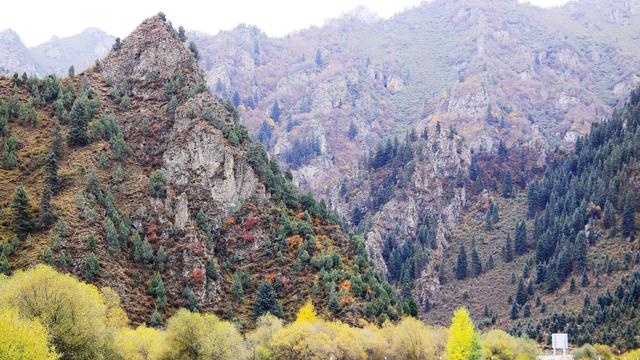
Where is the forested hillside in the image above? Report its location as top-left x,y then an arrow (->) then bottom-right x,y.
511,86 -> 640,350
327,85 -> 640,352
0,14 -> 402,329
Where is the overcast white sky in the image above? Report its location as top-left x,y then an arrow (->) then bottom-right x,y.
2,0 -> 571,47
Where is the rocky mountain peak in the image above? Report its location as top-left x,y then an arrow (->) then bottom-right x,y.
101,14 -> 203,89
0,28 -> 21,42
0,29 -> 40,75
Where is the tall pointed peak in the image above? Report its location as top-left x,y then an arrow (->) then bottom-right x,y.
101,14 -> 203,88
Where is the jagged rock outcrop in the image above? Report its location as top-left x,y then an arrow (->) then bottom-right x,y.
329,127 -> 469,301
101,16 -> 202,92
163,94 -> 264,227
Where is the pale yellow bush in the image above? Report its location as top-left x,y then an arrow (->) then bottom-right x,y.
620,349 -> 640,360
322,320 -> 368,360
384,317 -> 446,360
573,344 -> 599,360
593,344 -> 613,360
481,329 -> 540,360
268,321 -> 333,360
115,326 -> 166,360
162,309 -> 248,360
246,314 -> 283,360
358,324 -> 388,360
0,264 -> 119,359
0,308 -> 58,360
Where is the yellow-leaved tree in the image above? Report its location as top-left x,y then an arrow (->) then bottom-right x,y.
162,309 -> 247,360
446,307 -> 482,360
295,301 -> 318,323
0,264 -> 122,359
246,314 -> 283,360
115,326 -> 167,360
0,308 -> 58,360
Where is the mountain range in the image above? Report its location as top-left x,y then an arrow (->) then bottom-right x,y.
1,0 -> 640,353
0,27 -> 114,77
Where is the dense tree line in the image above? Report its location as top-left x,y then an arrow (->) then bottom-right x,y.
283,136 -> 321,169
514,270 -> 640,352
526,87 -> 640,292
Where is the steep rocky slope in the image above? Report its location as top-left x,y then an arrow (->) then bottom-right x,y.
192,0 -> 640,198
0,14 -> 399,327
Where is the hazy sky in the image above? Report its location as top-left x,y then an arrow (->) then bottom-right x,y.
3,0 -> 572,47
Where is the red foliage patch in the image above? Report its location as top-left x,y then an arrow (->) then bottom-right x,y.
189,268 -> 206,285
189,241 -> 204,254
242,217 -> 259,230
241,233 -> 255,241
340,295 -> 354,306
265,272 -> 276,283
287,235 -> 303,249
146,223 -> 159,242
340,279 -> 352,292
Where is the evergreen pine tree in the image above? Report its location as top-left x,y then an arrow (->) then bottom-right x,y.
104,219 -> 119,256
455,244 -> 468,280
44,151 -> 59,192
328,290 -> 340,314
232,272 -> 244,303
39,185 -> 56,227
514,220 -> 527,255
84,253 -> 100,281
502,170 -> 513,198
270,100 -> 281,122
504,234 -> 513,263
2,133 -> 19,169
50,122 -> 64,160
177,26 -> 187,42
253,281 -> 283,319
510,301 -> 519,319
486,254 -> 494,270
67,96 -> 90,146
11,185 -> 33,238
149,309 -> 161,327
202,259 -> 217,281
183,287 -> 200,312
516,279 -> 527,305
535,262 -> 546,284
471,241 -> 482,277
148,170 -> 167,198
0,254 -> 10,275
622,195 -> 636,239
575,231 -> 588,272
348,121 -> 358,140
603,200 -> 616,229
581,271 -> 590,287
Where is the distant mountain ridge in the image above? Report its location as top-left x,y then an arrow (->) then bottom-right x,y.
0,27 -> 114,77
192,0 -> 640,197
